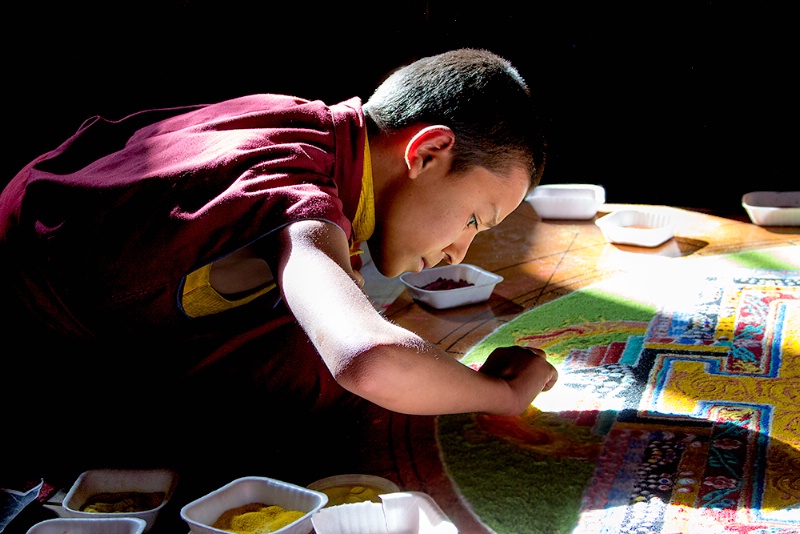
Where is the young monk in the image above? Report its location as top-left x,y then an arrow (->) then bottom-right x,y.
0,49 -> 557,460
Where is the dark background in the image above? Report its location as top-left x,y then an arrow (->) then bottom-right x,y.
5,1 -> 796,216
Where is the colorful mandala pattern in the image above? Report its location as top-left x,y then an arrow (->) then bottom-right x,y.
439,269 -> 800,534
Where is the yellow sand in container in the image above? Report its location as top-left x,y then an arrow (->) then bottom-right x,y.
321,485 -> 384,506
81,491 -> 165,513
212,502 -> 304,533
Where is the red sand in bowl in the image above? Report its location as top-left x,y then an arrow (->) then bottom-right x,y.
420,278 -> 474,291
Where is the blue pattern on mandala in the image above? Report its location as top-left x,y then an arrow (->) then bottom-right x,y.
701,487 -> 739,509
619,335 -> 645,366
731,343 -> 758,364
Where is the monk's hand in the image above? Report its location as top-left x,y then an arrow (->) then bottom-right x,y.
479,346 -> 559,415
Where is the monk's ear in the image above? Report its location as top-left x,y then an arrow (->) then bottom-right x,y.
404,125 -> 455,179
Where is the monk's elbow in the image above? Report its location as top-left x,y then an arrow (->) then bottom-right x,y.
332,344 -> 401,402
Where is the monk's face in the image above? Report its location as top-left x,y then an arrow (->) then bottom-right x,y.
369,164 -> 530,278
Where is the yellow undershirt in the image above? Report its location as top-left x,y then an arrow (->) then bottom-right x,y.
182,136 -> 375,318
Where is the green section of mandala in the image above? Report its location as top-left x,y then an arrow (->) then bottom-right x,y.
461,287 -> 656,366
437,413 -> 597,534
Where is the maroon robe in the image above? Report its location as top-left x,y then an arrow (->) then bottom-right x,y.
1,94 -> 365,335
1,95 -> 372,465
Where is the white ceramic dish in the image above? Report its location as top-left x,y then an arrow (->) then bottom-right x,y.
26,517 -> 147,534
399,264 -> 503,309
311,491 -> 457,534
181,476 -> 327,534
308,474 -> 400,507
595,209 -> 675,247
742,191 -> 800,226
525,183 -> 606,220
62,468 -> 178,533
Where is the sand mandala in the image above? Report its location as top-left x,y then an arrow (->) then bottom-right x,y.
437,256 -> 800,534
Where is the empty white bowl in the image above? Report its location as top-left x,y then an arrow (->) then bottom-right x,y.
181,476 -> 327,534
526,183 -> 606,220
62,469 -> 178,533
742,191 -> 800,226
399,264 -> 503,309
26,518 -> 147,534
595,209 -> 675,247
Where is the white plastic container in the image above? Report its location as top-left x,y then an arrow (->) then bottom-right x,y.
399,264 -> 503,309
526,183 -> 606,220
308,474 -> 400,507
26,517 -> 147,534
311,491 -> 457,534
181,476 -> 327,534
62,468 -> 178,533
742,191 -> 800,226
595,209 -> 675,247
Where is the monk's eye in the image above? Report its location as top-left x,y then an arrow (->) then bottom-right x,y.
468,214 -> 479,230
